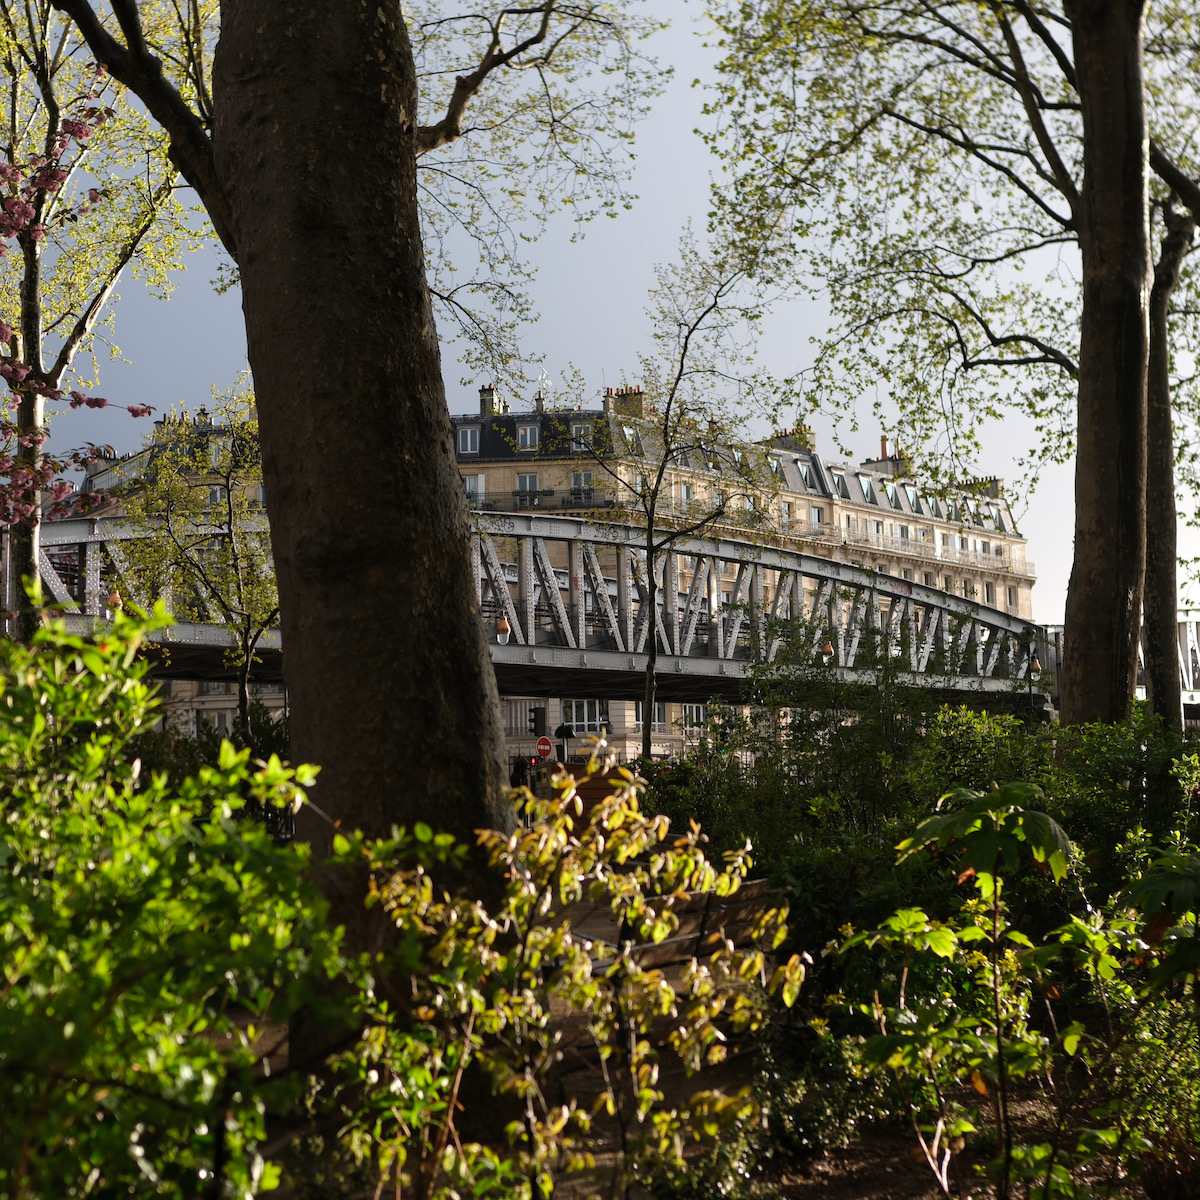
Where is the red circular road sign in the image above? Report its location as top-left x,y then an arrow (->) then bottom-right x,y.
535,736 -> 553,759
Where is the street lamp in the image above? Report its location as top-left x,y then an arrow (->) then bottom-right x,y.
496,614 -> 511,645
1027,639 -> 1042,719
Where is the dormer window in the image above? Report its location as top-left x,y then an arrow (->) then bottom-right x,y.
517,423 -> 539,450
571,422 -> 590,451
457,426 -> 479,454
622,425 -> 644,455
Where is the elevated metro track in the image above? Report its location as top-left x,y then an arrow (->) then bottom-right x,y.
33,512 -> 1052,707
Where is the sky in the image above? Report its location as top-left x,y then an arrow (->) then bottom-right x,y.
47,0 -> 1197,626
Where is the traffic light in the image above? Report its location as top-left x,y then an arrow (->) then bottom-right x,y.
528,705 -> 547,736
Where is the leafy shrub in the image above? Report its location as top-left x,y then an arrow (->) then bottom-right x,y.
0,608 -> 342,1198
1,608 -> 807,1199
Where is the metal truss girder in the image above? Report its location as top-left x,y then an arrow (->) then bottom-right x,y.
582,542 -> 624,652
679,557 -> 711,657
723,563 -> 754,658
479,534 -> 525,645
533,537 -> 576,649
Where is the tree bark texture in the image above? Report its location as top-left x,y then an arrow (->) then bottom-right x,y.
212,4 -> 511,859
1143,205 -> 1193,732
1060,0 -> 1151,726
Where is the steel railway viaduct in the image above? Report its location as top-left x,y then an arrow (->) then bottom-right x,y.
28,509 -> 1079,714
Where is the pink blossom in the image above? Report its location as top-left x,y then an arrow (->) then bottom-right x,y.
126,404 -> 154,418
84,395 -> 107,409
69,390 -> 87,408
87,188 -> 101,204
0,323 -> 11,342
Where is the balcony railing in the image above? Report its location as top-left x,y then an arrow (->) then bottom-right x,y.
466,488 -> 618,512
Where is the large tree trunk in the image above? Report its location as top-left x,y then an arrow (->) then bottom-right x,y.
1060,0 -> 1152,726
1143,204 -> 1194,732
212,6 -> 510,861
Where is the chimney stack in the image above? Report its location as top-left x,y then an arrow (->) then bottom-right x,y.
534,389 -> 545,413
479,383 -> 496,415
880,434 -> 888,459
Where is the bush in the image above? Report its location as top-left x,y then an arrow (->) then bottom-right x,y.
0,607 -> 341,1197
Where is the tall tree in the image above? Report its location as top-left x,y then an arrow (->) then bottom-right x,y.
118,383 -> 277,735
52,0 -> 664,857
562,240 -> 779,758
705,0 -> 1174,724
0,2 -> 194,637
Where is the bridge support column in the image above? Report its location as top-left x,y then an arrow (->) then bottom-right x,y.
569,540 -> 585,649
519,536 -> 535,648
83,541 -> 102,616
665,550 -> 680,655
617,546 -> 633,652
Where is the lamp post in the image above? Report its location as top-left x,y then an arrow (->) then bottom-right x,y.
496,614 -> 511,645
1027,638 -> 1042,720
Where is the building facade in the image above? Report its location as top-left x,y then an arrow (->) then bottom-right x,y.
453,383 -> 1037,763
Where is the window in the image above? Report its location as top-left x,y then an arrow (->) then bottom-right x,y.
682,702 -> 707,730
811,505 -> 824,525
571,422 -> 590,451
799,462 -> 812,488
561,698 -> 609,734
202,710 -> 231,735
902,569 -> 914,581
959,535 -> 969,551
980,540 -> 991,555
940,532 -> 950,548
831,470 -> 850,498
770,458 -> 782,479
905,485 -> 920,511
919,527 -> 931,542
463,474 -> 483,506
781,501 -> 793,525
634,700 -> 667,732
680,481 -> 694,504
746,495 -> 756,513
1007,586 -> 1017,607
517,423 -> 539,450
985,582 -> 996,605
714,489 -> 725,508
457,426 -> 479,454
961,581 -> 972,598
944,575 -> 954,591
207,484 -> 228,507
199,679 -> 229,695
622,425 -> 643,455
571,470 -> 593,503
924,572 -> 935,586
515,473 -> 539,508
733,448 -> 744,466
873,519 -> 885,538
898,525 -> 910,540
842,512 -> 855,533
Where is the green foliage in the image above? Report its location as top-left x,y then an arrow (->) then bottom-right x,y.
0,607 -> 342,1198
118,379 -> 278,733
836,788 -> 1200,1199
321,759 -> 806,1198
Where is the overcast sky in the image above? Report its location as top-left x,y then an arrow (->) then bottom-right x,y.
48,0 -> 1198,626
